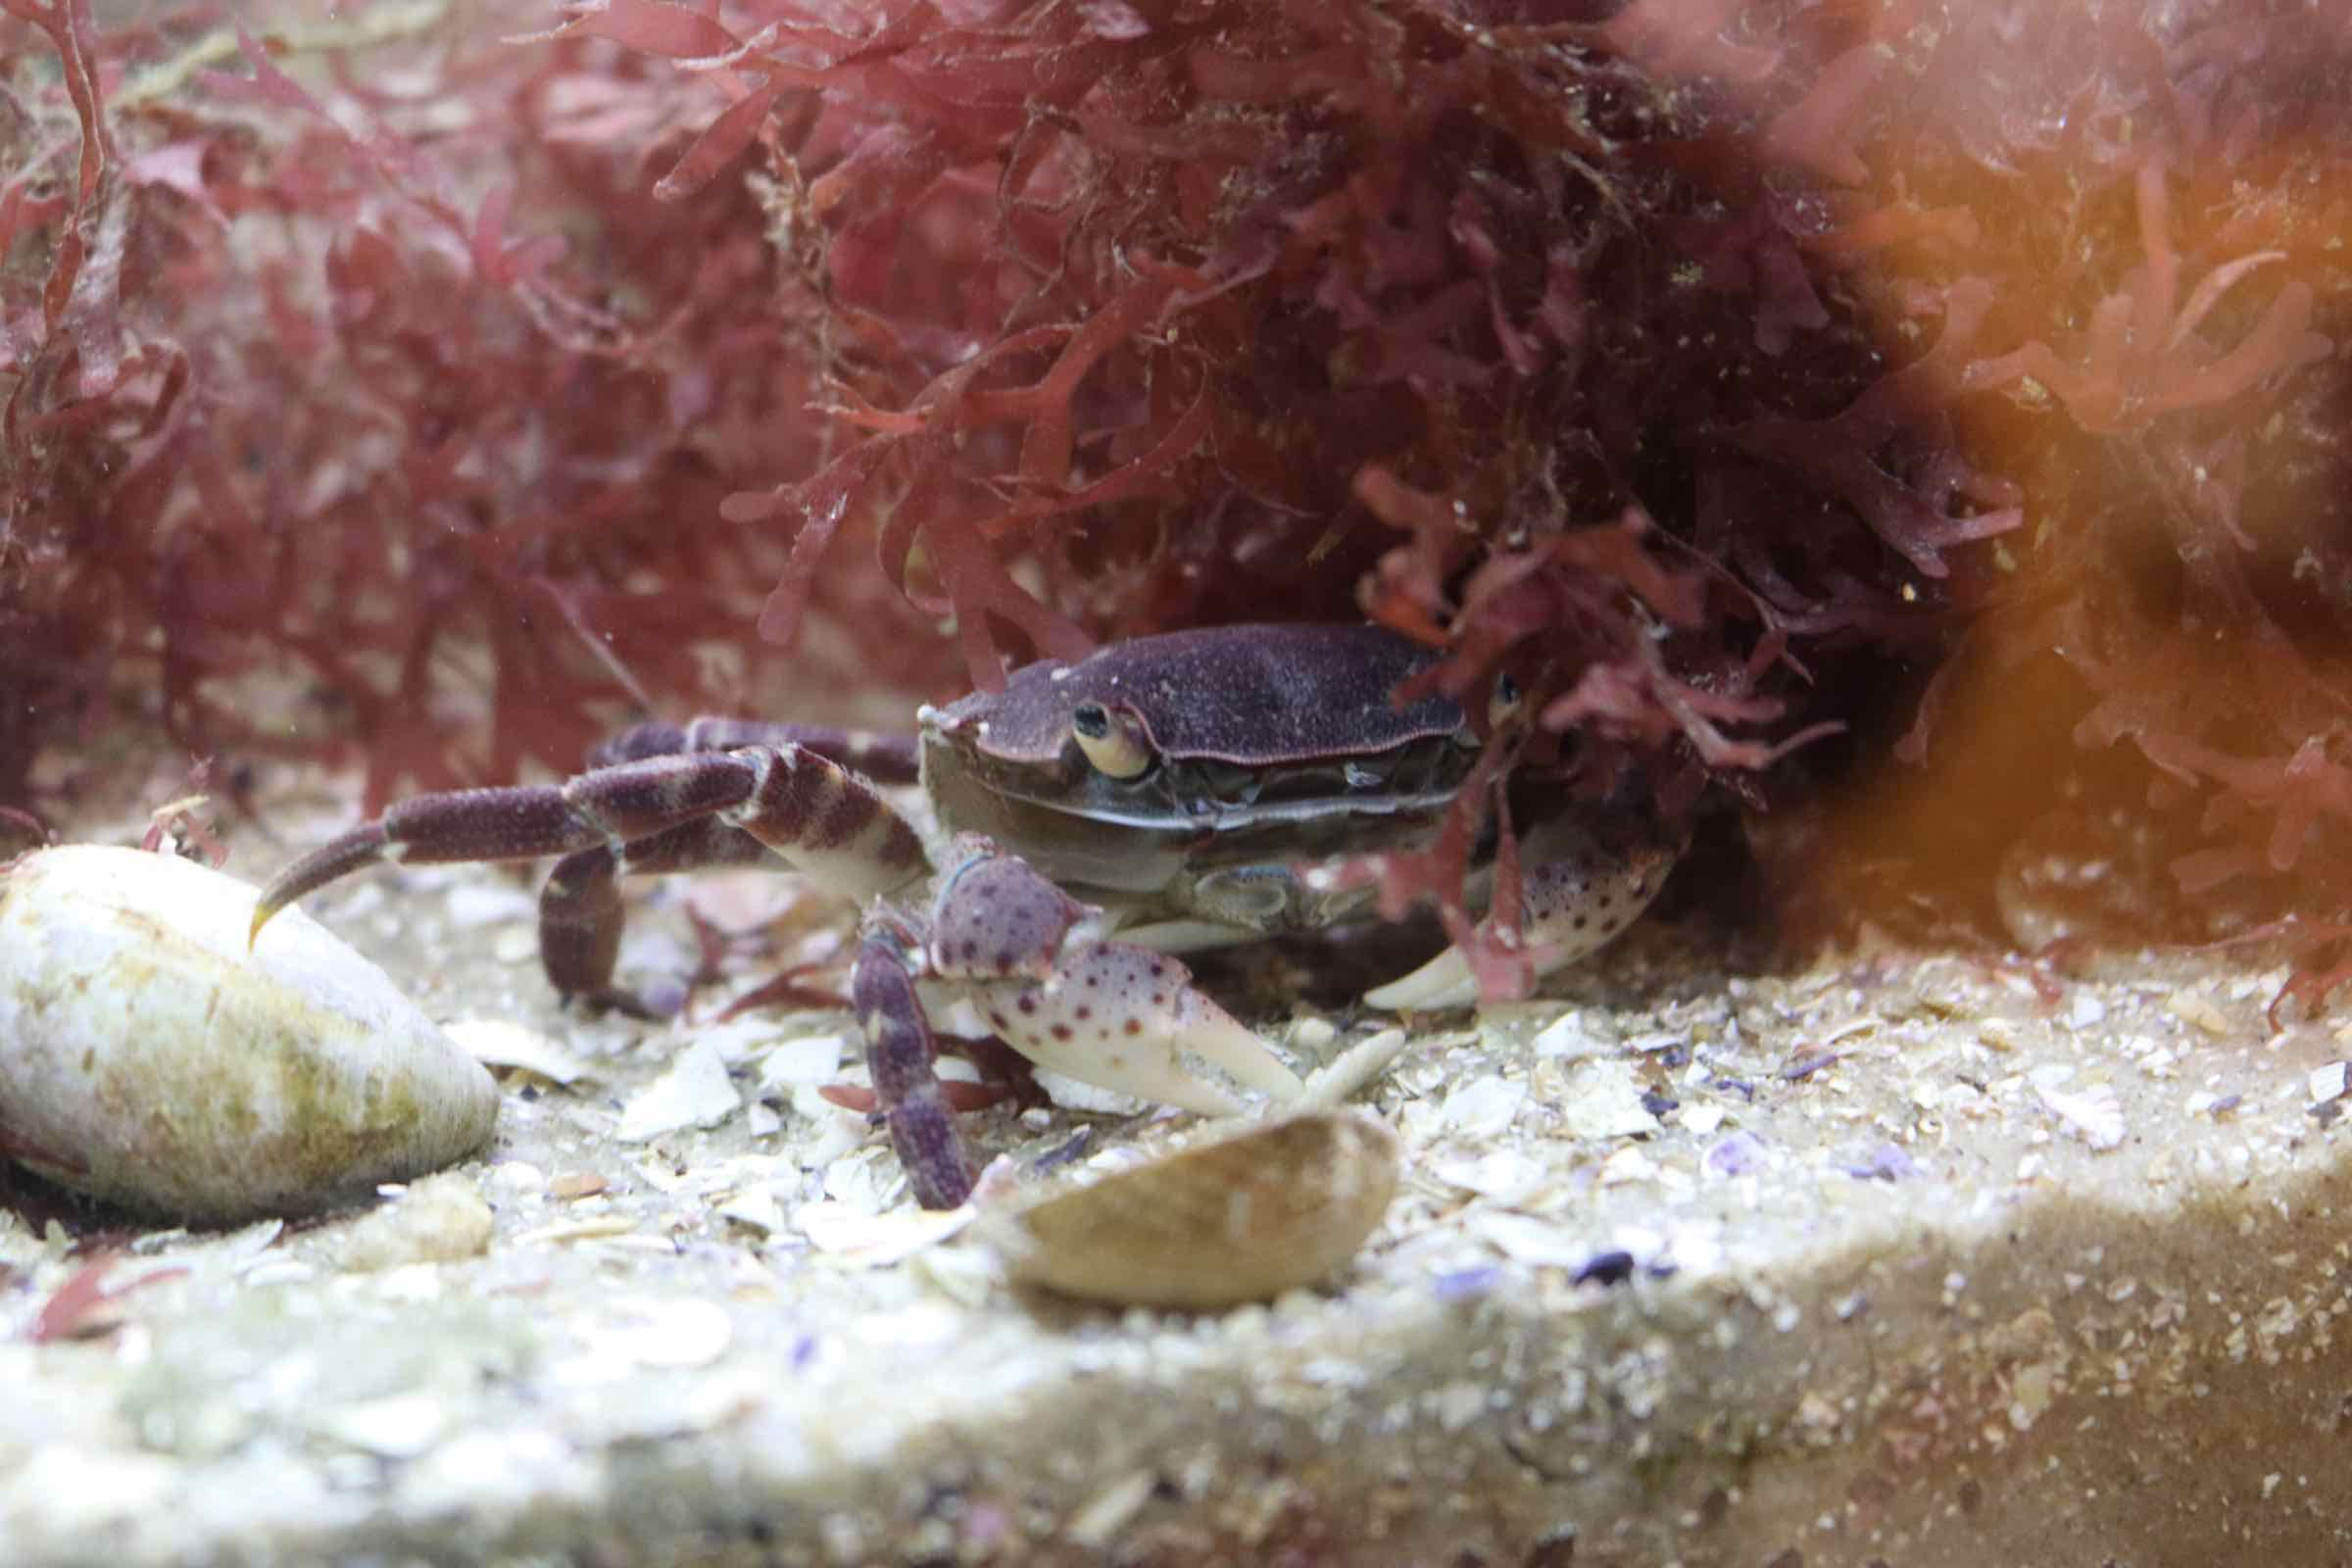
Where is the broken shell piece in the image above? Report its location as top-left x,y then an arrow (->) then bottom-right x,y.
614,1037 -> 739,1142
332,1172 -> 495,1271
986,1111 -> 1400,1311
0,845 -> 498,1223
2032,1069 -> 2125,1151
445,1018 -> 595,1087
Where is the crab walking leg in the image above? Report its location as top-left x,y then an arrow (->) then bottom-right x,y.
251,754 -> 768,941
1362,827 -> 1684,1012
538,817 -> 773,1006
852,921 -> 980,1210
591,716 -> 921,784
251,745 -> 928,945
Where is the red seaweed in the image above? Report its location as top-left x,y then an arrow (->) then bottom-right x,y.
0,0 -> 951,808
25,1252 -> 185,1344
5,0 -> 2352,981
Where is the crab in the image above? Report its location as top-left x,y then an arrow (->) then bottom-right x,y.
250,622 -> 1682,1208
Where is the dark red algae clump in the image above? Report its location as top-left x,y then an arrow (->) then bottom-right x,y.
0,0 -> 949,808
4,1 -> 2352,982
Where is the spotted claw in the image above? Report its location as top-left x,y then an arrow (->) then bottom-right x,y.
1365,827 -> 1680,1011
979,940 -> 1304,1112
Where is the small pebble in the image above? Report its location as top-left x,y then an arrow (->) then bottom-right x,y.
485,1161 -> 547,1199
1066,1470 -> 1155,1549
1706,1130 -> 1768,1178
615,1038 -> 740,1142
2167,990 -> 2231,1037
757,1034 -> 845,1091
1532,1010 -> 1600,1059
333,1173 -> 496,1271
549,1172 -> 609,1200
577,1295 -> 735,1370
2065,992 -> 2109,1030
315,1391 -> 455,1459
1556,1059 -> 1657,1141
1438,1074 -> 1527,1139
2034,1075 -> 2125,1150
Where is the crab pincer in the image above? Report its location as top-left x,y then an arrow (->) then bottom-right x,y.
853,836 -> 1304,1207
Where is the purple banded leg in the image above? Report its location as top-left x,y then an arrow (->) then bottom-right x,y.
832,839 -> 1079,1210
539,817 -> 773,1011
253,745 -> 928,952
591,717 -> 920,785
538,746 -> 928,1010
722,744 -> 929,903
251,753 -> 768,944
852,920 -> 978,1209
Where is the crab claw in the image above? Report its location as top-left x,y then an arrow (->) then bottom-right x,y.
1361,938 -> 1491,1015
979,941 -> 1304,1112
1365,828 -> 1680,1012
924,834 -> 1095,981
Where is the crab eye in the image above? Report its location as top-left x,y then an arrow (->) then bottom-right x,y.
1488,671 -> 1525,731
1071,702 -> 1152,779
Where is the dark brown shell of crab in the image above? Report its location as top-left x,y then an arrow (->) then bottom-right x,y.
929,623 -> 1463,766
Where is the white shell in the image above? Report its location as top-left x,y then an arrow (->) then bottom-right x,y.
0,845 -> 499,1222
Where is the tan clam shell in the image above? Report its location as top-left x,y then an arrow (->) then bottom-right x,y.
988,1110 -> 1400,1310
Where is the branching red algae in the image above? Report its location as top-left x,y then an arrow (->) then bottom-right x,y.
3,0 -> 2351,984
0,0 -> 948,810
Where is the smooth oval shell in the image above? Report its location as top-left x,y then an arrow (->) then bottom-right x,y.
990,1111 -> 1400,1310
0,845 -> 499,1222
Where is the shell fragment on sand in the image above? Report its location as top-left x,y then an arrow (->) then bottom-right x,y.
986,1110 -> 1400,1310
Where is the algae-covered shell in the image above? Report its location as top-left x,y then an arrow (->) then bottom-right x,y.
989,1111 -> 1400,1310
0,845 -> 498,1222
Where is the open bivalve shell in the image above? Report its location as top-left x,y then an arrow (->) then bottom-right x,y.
987,1110 -> 1401,1310
0,845 -> 499,1222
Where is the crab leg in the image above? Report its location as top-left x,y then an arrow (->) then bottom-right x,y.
538,817 -> 772,1007
850,931 -> 1303,1210
251,746 -> 928,945
847,839 -> 1309,1209
592,717 -> 920,783
852,919 -> 979,1210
